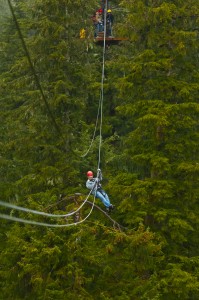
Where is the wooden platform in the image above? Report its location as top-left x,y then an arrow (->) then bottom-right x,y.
94,32 -> 128,45
95,36 -> 127,45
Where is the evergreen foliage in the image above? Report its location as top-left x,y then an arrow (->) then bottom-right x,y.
0,0 -> 198,299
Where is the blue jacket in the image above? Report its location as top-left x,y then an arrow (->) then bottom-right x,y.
86,170 -> 102,194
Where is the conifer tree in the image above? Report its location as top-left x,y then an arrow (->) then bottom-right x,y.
1,0 -> 199,299
105,0 -> 199,298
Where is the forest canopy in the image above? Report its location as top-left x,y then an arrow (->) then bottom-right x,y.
0,0 -> 199,299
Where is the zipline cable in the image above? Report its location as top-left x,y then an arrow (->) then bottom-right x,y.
0,196 -> 96,228
81,4 -> 108,160
98,2 -> 107,170
7,0 -> 63,139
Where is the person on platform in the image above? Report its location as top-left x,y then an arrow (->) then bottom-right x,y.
106,9 -> 114,37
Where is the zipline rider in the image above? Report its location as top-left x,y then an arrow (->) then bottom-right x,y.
86,169 -> 114,213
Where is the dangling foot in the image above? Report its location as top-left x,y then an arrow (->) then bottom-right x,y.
106,204 -> 114,213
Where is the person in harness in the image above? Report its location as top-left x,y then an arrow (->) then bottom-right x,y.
106,9 -> 114,37
86,169 -> 114,212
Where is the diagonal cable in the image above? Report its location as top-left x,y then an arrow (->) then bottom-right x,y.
7,0 -> 63,138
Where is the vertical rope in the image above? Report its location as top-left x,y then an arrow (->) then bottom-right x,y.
98,1 -> 108,170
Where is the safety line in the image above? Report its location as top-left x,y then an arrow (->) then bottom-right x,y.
80,95 -> 101,157
7,0 -> 63,139
0,177 -> 99,221
0,196 -> 96,228
0,189 -> 92,218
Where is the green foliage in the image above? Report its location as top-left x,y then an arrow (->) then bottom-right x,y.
0,0 -> 199,299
